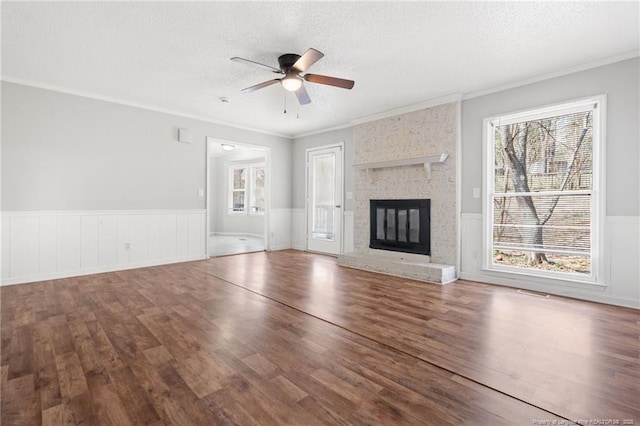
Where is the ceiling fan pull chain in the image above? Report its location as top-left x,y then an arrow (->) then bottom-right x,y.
283,91 -> 287,114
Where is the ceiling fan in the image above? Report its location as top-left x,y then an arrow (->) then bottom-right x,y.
231,48 -> 355,105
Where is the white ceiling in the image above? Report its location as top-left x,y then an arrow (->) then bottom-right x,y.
2,2 -> 638,138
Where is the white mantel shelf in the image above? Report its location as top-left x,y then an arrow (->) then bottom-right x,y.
353,153 -> 449,179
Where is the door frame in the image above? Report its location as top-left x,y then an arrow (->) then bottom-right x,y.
305,142 -> 344,255
205,137 -> 271,258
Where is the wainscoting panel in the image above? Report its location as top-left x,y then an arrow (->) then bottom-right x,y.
160,213 -> 178,260
57,215 -> 81,272
269,208 -> 293,251
129,214 -> 150,264
291,208 -> 306,251
176,214 -> 189,259
188,213 -> 205,257
80,215 -> 99,270
459,213 -> 482,275
11,216 -> 39,279
606,216 -> 640,303
1,218 -> 11,281
1,210 -> 207,285
39,216 -> 57,275
459,213 -> 640,308
99,215 -> 118,267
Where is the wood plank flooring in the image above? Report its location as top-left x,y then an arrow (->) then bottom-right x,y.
2,250 -> 638,425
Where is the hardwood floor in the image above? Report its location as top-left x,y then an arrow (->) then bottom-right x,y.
2,250 -> 638,425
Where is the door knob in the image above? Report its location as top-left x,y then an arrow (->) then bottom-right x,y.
335,205 -> 341,208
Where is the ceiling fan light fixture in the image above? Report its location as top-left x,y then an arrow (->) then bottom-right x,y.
221,143 -> 235,151
281,72 -> 302,92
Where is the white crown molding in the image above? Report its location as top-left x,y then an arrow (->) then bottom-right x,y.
4,50 -> 638,141
349,93 -> 464,126
0,76 -> 291,139
292,122 -> 356,139
463,50 -> 640,100
295,51 -> 639,139
292,93 -> 463,139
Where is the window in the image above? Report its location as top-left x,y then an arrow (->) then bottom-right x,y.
484,96 -> 603,282
229,165 -> 247,214
250,163 -> 265,215
228,162 -> 266,215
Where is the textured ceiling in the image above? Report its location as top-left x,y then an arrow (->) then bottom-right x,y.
2,2 -> 638,137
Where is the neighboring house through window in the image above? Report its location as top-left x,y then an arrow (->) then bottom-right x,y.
483,96 -> 604,283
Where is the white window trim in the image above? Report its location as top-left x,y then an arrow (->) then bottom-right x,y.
481,95 -> 606,286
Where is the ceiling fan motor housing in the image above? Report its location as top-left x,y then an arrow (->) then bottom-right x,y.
278,54 -> 301,72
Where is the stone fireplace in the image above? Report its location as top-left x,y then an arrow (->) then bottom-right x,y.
337,101 -> 458,284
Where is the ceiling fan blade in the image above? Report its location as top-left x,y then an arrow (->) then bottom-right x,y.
304,73 -> 355,89
241,79 -> 281,93
295,84 -> 311,105
292,48 -> 324,72
231,57 -> 281,73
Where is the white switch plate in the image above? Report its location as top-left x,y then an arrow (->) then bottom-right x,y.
198,189 -> 204,197
472,188 -> 480,198
346,191 -> 353,200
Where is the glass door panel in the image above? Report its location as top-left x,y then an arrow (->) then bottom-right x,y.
307,146 -> 343,255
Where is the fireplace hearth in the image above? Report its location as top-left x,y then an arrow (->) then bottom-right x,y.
369,199 -> 430,255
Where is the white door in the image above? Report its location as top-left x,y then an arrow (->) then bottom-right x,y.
307,145 -> 343,254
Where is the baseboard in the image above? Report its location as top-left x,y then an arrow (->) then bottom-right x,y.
459,271 -> 639,309
291,243 -> 306,251
1,255 -> 208,286
268,244 -> 293,252
210,232 -> 264,238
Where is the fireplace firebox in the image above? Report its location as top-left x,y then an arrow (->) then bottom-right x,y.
369,199 -> 430,255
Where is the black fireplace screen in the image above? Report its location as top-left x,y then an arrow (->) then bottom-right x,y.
370,199 -> 430,255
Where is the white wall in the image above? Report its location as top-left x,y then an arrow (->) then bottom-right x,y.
2,82 -> 293,211
460,57 -> 640,308
2,82 -> 293,284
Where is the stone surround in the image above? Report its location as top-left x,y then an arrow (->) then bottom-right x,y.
338,102 -> 458,284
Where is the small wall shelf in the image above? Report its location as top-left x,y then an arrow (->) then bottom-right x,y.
353,153 -> 449,180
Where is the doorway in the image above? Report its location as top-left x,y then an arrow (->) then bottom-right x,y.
206,138 -> 270,257
306,144 -> 343,255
